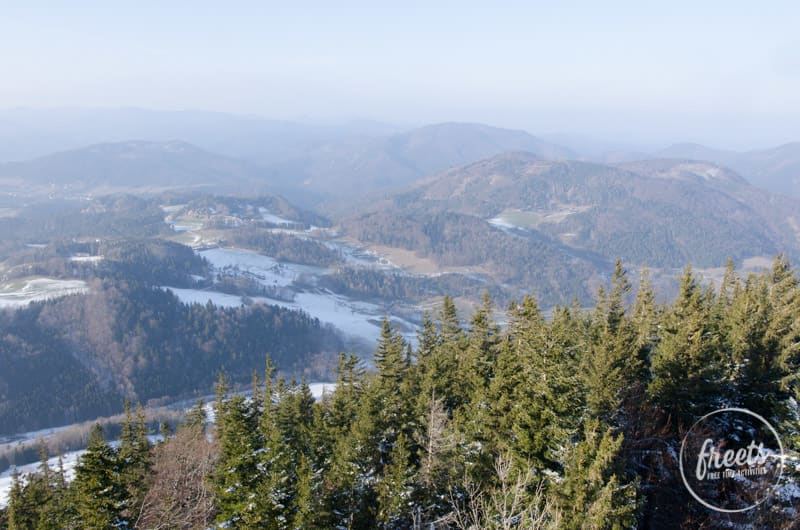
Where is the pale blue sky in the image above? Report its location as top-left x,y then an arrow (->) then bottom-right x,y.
1,1 -> 799,148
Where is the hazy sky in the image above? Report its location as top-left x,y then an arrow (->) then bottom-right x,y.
2,1 -> 799,148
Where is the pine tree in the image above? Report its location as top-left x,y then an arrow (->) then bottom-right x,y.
510,301 -> 584,472
376,432 -> 414,528
7,470 -> 25,530
73,424 -> 126,530
556,419 -> 640,530
371,319 -> 413,462
582,261 -> 640,424
117,402 -> 152,523
648,266 -> 721,426
291,454 -> 319,529
213,378 -> 261,528
766,256 -> 800,404
721,273 -> 780,413
429,297 -> 467,412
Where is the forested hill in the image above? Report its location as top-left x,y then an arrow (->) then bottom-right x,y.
3,259 -> 799,528
0,141 -> 270,195
0,278 -> 344,435
341,152 -> 800,287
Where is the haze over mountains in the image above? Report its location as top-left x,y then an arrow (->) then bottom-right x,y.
0,141 -> 271,196
2,107 -> 800,285
656,142 -> 800,197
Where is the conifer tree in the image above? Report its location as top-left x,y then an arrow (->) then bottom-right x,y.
117,401 -> 152,523
510,301 -> 584,472
432,297 -> 467,412
630,267 -> 659,373
291,454 -> 320,529
213,380 -> 261,528
648,266 -> 721,426
556,419 -> 639,530
371,319 -> 413,463
6,470 -> 24,530
583,261 -> 639,423
722,274 -> 779,413
376,432 -> 414,528
73,424 -> 126,530
766,256 -> 800,403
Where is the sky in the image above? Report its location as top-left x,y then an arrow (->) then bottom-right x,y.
1,0 -> 799,149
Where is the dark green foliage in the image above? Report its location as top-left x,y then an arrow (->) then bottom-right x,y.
648,266 -> 722,425
226,227 -> 342,267
341,210 -> 598,306
320,266 -> 504,303
0,279 -> 344,435
72,425 -> 126,529
6,259 -> 800,529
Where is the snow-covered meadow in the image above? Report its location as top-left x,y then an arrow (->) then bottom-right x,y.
0,278 -> 88,308
164,247 -> 418,346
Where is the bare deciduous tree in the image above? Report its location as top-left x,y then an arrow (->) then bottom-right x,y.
136,425 -> 217,529
443,453 -> 560,530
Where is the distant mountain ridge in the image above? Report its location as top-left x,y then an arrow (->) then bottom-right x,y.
0,140 -> 272,195
265,122 -> 576,205
0,118 -> 576,207
656,142 -> 800,197
342,152 -> 800,284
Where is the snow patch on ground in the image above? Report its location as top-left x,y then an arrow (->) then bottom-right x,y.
258,207 -> 293,226
0,451 -> 81,508
0,278 -> 88,308
70,255 -> 104,263
168,247 -> 418,345
200,248 -> 324,289
0,381 -> 338,507
488,217 -> 518,230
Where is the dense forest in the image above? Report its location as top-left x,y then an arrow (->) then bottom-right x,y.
0,278 -> 344,436
170,194 -> 331,230
341,210 -> 600,306
3,258 -> 799,529
2,238 -> 209,286
0,196 -> 170,261
225,228 -> 343,268
320,266 -> 504,304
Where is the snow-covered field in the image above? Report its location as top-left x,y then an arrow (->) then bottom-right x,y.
70,255 -> 104,263
165,284 -> 413,346
0,278 -> 88,308
488,216 -> 519,231
259,207 -> 293,226
0,451 -> 81,508
201,247 -> 324,289
165,247 -> 418,345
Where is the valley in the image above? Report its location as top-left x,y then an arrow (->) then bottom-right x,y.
1,115 -> 799,528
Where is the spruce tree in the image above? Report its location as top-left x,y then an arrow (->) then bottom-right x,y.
582,261 -> 640,424
117,402 -> 152,523
376,432 -> 414,528
510,301 -> 584,472
556,419 -> 639,530
73,424 -> 126,530
213,385 -> 261,527
648,266 -> 721,426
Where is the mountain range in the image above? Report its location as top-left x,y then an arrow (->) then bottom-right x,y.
338,151 -> 800,304
656,142 -> 800,197
2,113 -> 800,296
